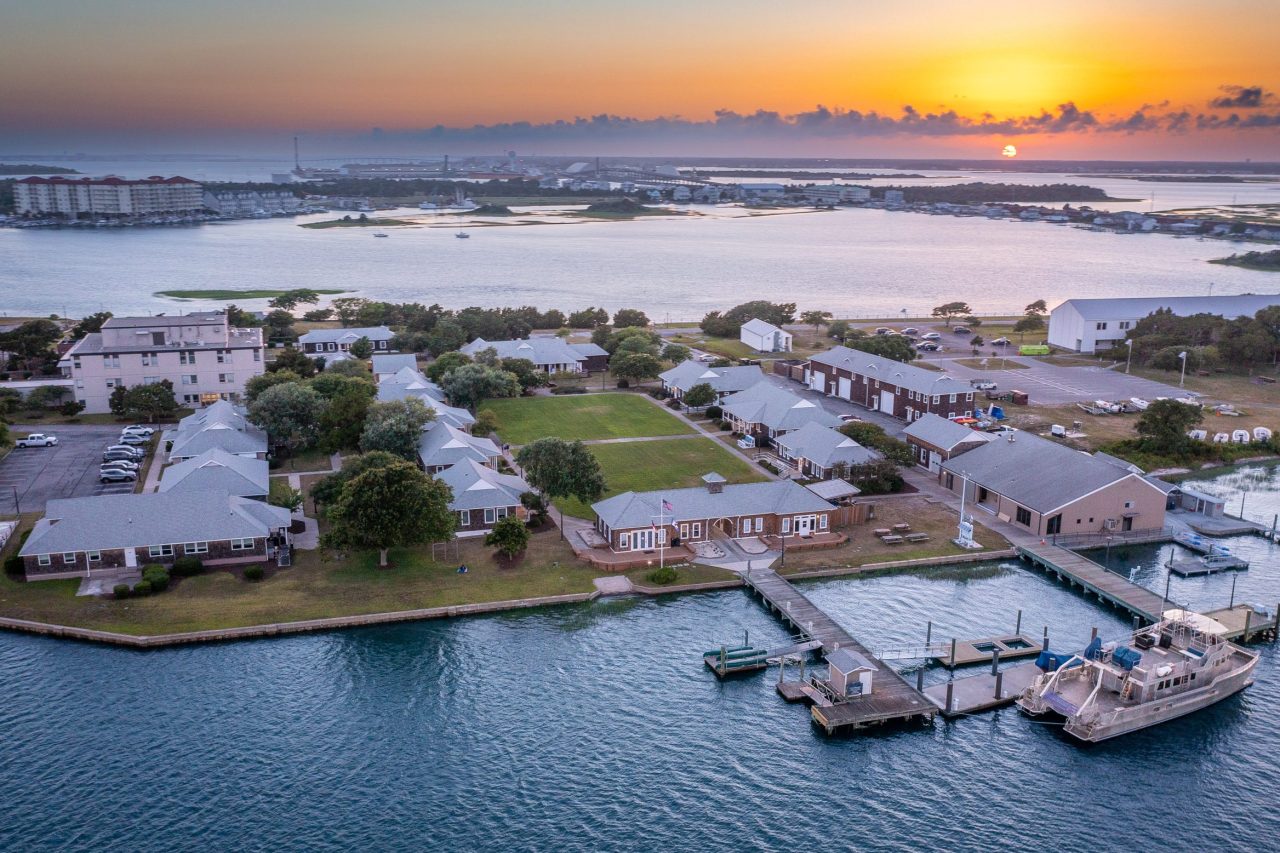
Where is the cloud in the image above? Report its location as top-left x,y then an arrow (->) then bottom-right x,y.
1209,85 -> 1275,109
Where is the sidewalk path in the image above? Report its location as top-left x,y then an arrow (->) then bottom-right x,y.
286,472 -> 320,550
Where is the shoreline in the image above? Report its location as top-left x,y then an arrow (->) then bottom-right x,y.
0,549 -> 1020,649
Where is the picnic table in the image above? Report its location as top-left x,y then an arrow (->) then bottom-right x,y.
873,528 -> 892,537
892,523 -> 911,532
880,535 -> 905,545
905,532 -> 930,543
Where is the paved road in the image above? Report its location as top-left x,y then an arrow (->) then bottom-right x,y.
0,425 -> 142,514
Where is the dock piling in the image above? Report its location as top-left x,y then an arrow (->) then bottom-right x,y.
1043,626 -> 1049,651
1090,626 -> 1098,643
916,665 -> 924,692
949,638 -> 957,670
1230,574 -> 1237,609
1243,609 -> 1252,643
1014,609 -> 1022,636
945,679 -> 954,713
990,648 -> 1000,676
993,670 -> 1003,700
1273,603 -> 1279,642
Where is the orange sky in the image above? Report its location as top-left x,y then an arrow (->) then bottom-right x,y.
3,0 -> 1279,157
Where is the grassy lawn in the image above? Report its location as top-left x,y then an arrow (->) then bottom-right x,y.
482,393 -> 691,444
953,356 -> 1029,370
778,496 -> 1006,573
666,333 -> 759,361
0,530 -> 600,635
624,563 -> 739,588
271,448 -> 336,473
12,410 -> 194,428
558,436 -> 769,518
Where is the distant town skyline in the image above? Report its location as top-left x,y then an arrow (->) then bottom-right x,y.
4,0 -> 1279,159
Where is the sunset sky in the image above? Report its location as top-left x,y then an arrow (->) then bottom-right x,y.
3,0 -> 1279,159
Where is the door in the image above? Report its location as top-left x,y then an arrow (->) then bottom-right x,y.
809,372 -> 825,393
879,390 -> 895,414
633,529 -> 654,550
1122,517 -> 1133,532
124,547 -> 137,568
795,515 -> 813,536
928,450 -> 941,473
838,377 -> 851,400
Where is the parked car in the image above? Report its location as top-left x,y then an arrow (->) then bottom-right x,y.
117,433 -> 149,446
971,380 -> 998,391
952,326 -> 971,334
916,342 -> 941,352
990,337 -> 1011,346
920,332 -> 941,340
901,327 -> 919,336
100,467 -> 138,483
121,425 -> 156,436
874,327 -> 893,335
839,413 -> 862,422
105,443 -> 145,455
104,449 -> 142,463
100,458 -> 140,471
14,433 -> 58,448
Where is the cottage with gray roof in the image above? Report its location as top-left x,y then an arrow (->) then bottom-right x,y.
806,345 -> 973,422
434,459 -> 531,536
19,490 -> 291,579
164,400 -> 268,462
299,326 -> 394,355
773,422 -> 881,479
459,337 -> 607,373
591,475 -> 836,553
720,382 -> 842,444
371,354 -> 419,379
159,448 -> 269,499
417,421 -> 500,473
659,360 -> 765,400
938,431 -> 1166,537
902,413 -> 995,472
376,367 -> 474,429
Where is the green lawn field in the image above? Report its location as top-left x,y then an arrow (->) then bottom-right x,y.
481,393 -> 691,444
557,436 -> 770,518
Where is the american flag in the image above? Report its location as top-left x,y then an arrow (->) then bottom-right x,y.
662,499 -> 673,513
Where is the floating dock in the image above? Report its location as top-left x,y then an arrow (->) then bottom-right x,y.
742,569 -> 935,733
1016,543 -> 1166,622
1202,604 -> 1280,643
923,661 -> 1043,717
931,634 -> 1043,667
1168,555 -> 1249,577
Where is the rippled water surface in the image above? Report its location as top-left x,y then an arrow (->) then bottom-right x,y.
4,554 -> 1280,852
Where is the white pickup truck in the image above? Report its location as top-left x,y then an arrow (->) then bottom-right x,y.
15,433 -> 58,448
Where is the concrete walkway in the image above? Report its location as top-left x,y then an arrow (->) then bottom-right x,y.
593,575 -> 634,595
286,473 -> 320,550
140,449 -> 165,494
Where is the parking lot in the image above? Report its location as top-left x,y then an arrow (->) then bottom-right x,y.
0,425 -> 147,514
922,354 -> 1187,405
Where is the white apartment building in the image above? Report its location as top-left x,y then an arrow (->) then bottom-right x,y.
202,189 -> 302,216
1047,294 -> 1280,353
62,312 -> 265,413
14,176 -> 204,218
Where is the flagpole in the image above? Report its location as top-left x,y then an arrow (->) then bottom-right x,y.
659,496 -> 666,569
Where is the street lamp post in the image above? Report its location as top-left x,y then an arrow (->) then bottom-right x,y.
1178,350 -> 1188,388
1125,339 -> 1133,374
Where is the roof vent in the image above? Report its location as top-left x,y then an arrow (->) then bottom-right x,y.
702,472 -> 726,494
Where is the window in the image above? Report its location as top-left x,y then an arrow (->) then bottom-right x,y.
1096,322 -> 1108,331
72,357 -> 81,369
458,510 -> 470,526
180,351 -> 196,365
231,538 -> 254,550
253,349 -> 261,362
679,523 -> 689,540
619,533 -> 630,550
1119,321 -> 1131,330
184,542 -> 209,554
103,354 -> 120,369
755,516 -> 763,533
496,507 -> 509,520
1124,500 -> 1134,509
819,515 -> 828,530
37,554 -> 51,566
87,551 -> 101,562
62,552 -> 76,565
484,508 -> 496,524
932,395 -> 940,405
1046,514 -> 1062,535
781,517 -> 792,534
141,353 -> 157,366
183,394 -> 199,405
218,373 -> 234,384
1015,507 -> 1032,526
182,374 -> 198,385
149,544 -> 174,558
328,343 -> 337,352
949,394 -> 957,403
216,349 -> 231,364
691,522 -> 702,538
105,379 -> 119,389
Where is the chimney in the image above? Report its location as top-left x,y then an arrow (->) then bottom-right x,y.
702,472 -> 726,494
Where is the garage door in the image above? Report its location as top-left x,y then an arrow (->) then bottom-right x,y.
879,390 -> 895,413
808,372 -> 825,393
838,377 -> 851,400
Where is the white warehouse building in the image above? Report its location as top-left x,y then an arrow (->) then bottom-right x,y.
1048,294 -> 1280,353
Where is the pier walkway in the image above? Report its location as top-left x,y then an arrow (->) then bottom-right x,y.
743,568 -> 935,732
1016,543 -> 1167,622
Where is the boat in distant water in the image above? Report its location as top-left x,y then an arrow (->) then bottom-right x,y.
1017,612 -> 1258,742
455,231 -> 470,239
373,232 -> 388,238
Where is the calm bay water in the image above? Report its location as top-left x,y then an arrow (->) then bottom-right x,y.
4,469 -> 1280,852
2,203 -> 1274,320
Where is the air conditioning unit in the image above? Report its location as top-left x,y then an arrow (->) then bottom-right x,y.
1104,518 -> 1119,530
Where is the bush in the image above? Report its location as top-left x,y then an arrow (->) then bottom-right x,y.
142,565 -> 170,592
131,580 -> 153,596
647,388 -> 666,400
616,379 -> 630,389
113,583 -> 131,599
550,386 -> 587,395
665,398 -> 682,409
4,554 -> 23,576
171,556 -> 204,577
718,420 -> 731,431
705,405 -> 722,420
243,565 -> 265,582
647,566 -> 679,585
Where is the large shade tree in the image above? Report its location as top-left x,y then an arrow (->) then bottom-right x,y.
359,397 -> 435,460
324,460 -> 456,566
515,438 -> 606,538
248,382 -> 324,455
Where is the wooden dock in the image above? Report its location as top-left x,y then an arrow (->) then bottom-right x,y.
1202,604 -> 1280,643
923,661 -> 1043,717
1016,543 -> 1167,622
742,569 -> 935,733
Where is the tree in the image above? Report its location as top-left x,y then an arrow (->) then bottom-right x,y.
612,308 -> 650,328
520,491 -> 549,527
827,320 -> 850,340
485,514 -> 531,559
71,312 -> 112,340
269,485 -> 304,513
331,297 -> 371,327
847,459 -> 905,495
970,335 -> 985,348
838,421 -> 912,465
249,382 -> 324,455
311,450 -> 402,508
682,382 -> 717,408
225,305 -> 260,327
348,336 -> 374,359
0,320 -> 61,361
1012,315 -> 1045,341
264,309 -> 298,342
318,387 -> 373,453
391,330 -> 431,353
269,346 -> 318,378
427,350 -> 471,383
661,343 -> 691,364
846,336 -> 916,363
325,461 -> 456,567
122,382 -> 178,422
441,364 -> 521,409
605,326 -> 660,357
610,352 -> 662,384
961,316 -> 982,328
931,302 -> 972,321
567,307 -> 609,328
516,438 -> 606,537
0,423 -> 10,450
1136,399 -> 1202,455
108,385 -> 129,417
426,319 -> 467,356
267,288 -> 320,311
302,308 -> 334,322
472,408 -> 499,436
309,372 -> 375,401
500,358 -> 549,392
700,301 -> 795,337
0,389 -> 22,421
801,310 -> 833,331
359,398 -> 435,460
25,384 -> 69,410
245,370 -> 301,404
1025,299 -> 1048,316
327,359 -> 372,379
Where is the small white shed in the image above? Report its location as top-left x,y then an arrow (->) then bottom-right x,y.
826,648 -> 877,697
740,318 -> 793,353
